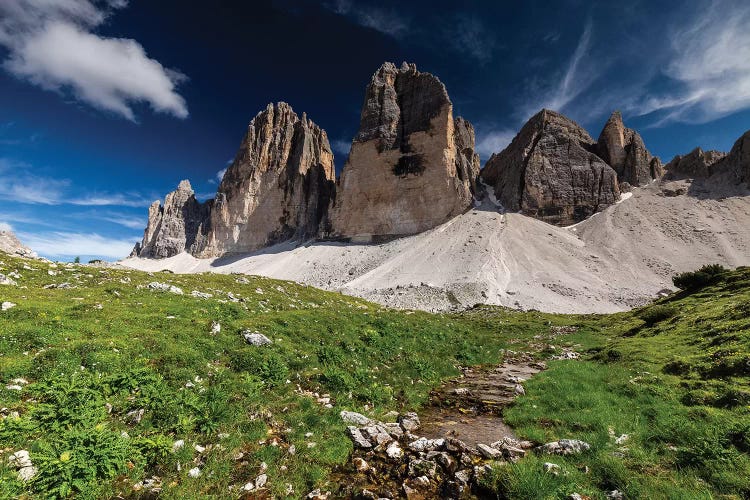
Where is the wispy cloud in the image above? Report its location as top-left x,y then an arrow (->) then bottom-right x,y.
17,231 -> 138,259
630,0 -> 750,124
208,167 -> 227,185
324,0 -> 409,38
0,0 -> 188,121
0,158 -> 154,207
475,128 -> 516,159
448,16 -> 496,64
67,192 -> 153,208
0,222 -> 13,232
68,210 -> 145,230
520,18 -> 595,119
0,158 -> 70,204
330,139 -> 351,157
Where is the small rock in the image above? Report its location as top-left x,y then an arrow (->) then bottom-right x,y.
536,439 -> 591,456
194,444 -> 205,453
340,410 -> 373,426
188,467 -> 201,478
307,489 -> 330,499
242,330 -> 272,346
353,457 -> 369,472
172,439 -> 185,452
408,458 -> 437,478
5,384 -> 22,391
543,462 -> 561,475
514,383 -> 525,395
606,490 -> 624,500
454,469 -> 471,485
408,437 -> 444,452
477,443 -> 502,459
386,441 -> 403,459
413,475 -> 430,487
346,426 -> 373,449
1,301 -> 16,310
125,408 -> 145,424
398,412 -> 421,432
242,481 -> 255,491
383,422 -> 404,438
568,494 -> 584,500
255,473 -> 268,488
191,290 -> 213,299
615,434 -> 629,445
0,274 -> 17,286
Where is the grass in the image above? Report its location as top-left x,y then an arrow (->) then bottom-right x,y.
0,254 -> 747,499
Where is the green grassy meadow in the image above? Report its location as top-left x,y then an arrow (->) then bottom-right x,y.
0,254 -> 747,499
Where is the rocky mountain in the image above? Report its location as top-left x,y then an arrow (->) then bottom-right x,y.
596,111 -> 663,187
717,130 -> 750,183
132,180 -> 211,258
665,130 -> 750,184
132,102 -> 335,258
481,109 -> 620,226
0,229 -> 36,258
198,102 -> 335,256
665,147 -> 727,179
326,62 -> 479,240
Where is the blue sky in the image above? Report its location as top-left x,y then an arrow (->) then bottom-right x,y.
1,0 -> 749,261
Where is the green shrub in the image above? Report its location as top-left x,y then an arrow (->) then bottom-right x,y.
673,264 -> 727,290
639,304 -> 677,325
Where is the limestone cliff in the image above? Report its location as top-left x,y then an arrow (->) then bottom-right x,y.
326,62 -> 479,240
481,109 -> 620,226
198,102 -> 335,256
131,180 -> 211,258
596,111 -> 662,186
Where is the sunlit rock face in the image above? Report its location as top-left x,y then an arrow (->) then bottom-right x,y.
198,102 -> 335,256
326,62 -> 480,241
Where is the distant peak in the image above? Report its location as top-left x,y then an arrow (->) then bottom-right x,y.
177,179 -> 193,192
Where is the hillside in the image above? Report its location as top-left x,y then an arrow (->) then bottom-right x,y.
123,178 -> 750,314
1,251 -> 748,498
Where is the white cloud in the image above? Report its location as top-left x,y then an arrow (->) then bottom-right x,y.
521,19 -> 595,118
216,168 -> 227,183
330,139 -> 351,157
0,0 -> 188,121
209,167 -> 227,185
18,231 -> 137,259
0,222 -> 13,232
631,0 -> 750,124
0,158 -> 154,207
325,0 -> 409,38
0,159 -> 70,204
68,192 -> 153,207
68,210 -> 145,230
475,129 -> 516,160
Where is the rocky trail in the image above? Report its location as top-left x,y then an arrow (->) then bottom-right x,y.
325,333 -> 584,500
